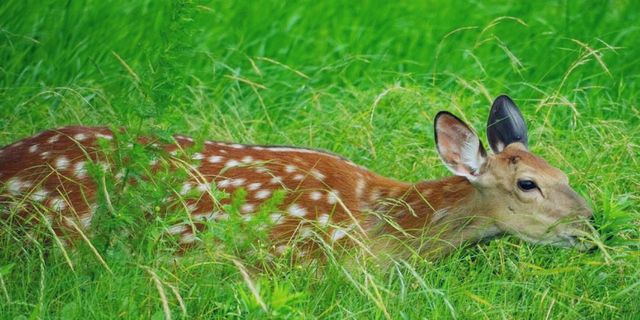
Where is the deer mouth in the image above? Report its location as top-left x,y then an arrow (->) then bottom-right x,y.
511,229 -> 596,251
557,234 -> 596,251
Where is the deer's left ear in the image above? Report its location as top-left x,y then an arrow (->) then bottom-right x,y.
487,95 -> 528,153
434,112 -> 487,180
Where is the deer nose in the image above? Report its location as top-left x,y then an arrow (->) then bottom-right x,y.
580,203 -> 594,220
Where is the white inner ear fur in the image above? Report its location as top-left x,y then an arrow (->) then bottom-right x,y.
437,119 -> 487,180
494,141 -> 505,153
458,127 -> 484,175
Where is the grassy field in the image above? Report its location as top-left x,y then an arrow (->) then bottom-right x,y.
1,0 -> 639,318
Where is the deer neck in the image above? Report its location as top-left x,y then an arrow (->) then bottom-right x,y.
365,175 -> 501,259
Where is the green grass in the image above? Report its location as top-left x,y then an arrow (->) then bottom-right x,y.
1,0 -> 639,318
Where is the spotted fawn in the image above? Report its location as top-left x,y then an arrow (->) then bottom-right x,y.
0,95 -> 595,260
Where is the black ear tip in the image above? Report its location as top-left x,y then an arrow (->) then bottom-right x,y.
492,95 -> 517,112
487,94 -> 528,153
495,94 -> 513,101
434,111 -> 467,142
434,111 -> 470,130
434,111 -> 457,125
435,110 -> 454,119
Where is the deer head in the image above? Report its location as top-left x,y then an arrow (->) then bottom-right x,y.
434,95 -> 594,250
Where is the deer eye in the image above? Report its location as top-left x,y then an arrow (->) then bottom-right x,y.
517,179 -> 538,191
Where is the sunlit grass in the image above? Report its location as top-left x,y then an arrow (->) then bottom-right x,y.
1,0 -> 639,318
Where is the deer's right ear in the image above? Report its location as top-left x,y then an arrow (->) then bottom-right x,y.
434,112 -> 487,180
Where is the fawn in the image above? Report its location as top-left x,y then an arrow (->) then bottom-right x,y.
0,95 -> 594,260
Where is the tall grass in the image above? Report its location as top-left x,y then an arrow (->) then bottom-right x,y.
1,0 -> 639,318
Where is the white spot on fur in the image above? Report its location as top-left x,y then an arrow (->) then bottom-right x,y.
167,225 -> 187,235
241,203 -> 255,213
292,174 -> 304,181
55,156 -> 70,170
186,202 -> 198,212
98,162 -> 110,172
285,165 -> 297,173
193,211 -> 227,222
310,169 -> 325,180
115,169 -> 125,180
79,215 -> 92,229
270,213 -> 284,224
41,151 -> 51,159
29,144 -> 39,153
50,197 -> 66,211
192,152 -> 204,160
30,188 -> 49,202
180,182 -> 192,195
74,161 -> 87,178
225,159 -> 240,168
298,227 -> 314,239
214,212 -> 230,221
241,156 -> 254,163
355,178 -> 366,198
7,178 -> 28,195
175,135 -> 193,143
217,179 -> 231,188
42,214 -> 53,226
197,183 -> 210,192
95,133 -> 113,140
181,233 -> 197,244
231,178 -> 246,187
73,133 -> 87,141
309,191 -> 322,201
276,245 -> 288,254
270,176 -> 282,184
193,212 -> 215,221
287,204 -> 307,217
255,167 -> 269,173
327,190 -> 340,204
47,134 -> 60,143
247,182 -> 262,191
208,155 -> 223,163
230,144 -> 244,149
255,189 -> 271,199
260,146 -> 325,155
318,214 -> 330,226
89,204 -> 98,215
331,229 -> 347,242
